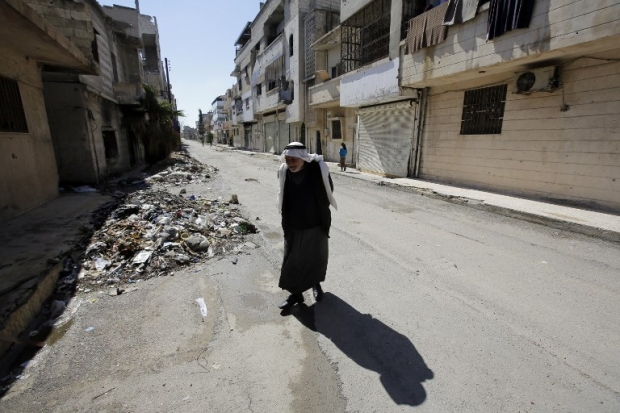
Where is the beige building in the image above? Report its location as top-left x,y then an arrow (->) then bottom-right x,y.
400,0 -> 620,212
0,0 -> 97,222
222,0 -> 620,211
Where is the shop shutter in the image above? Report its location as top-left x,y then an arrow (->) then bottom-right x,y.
357,101 -> 416,177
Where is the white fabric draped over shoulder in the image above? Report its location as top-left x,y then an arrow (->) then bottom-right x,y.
277,145 -> 337,213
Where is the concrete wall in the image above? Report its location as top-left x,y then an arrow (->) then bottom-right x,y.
79,3 -> 117,100
418,53 -> 620,212
340,57 -> 401,107
341,0 -> 374,22
0,44 -> 59,222
42,82 -> 97,184
401,0 -> 620,88
26,0 -> 94,61
284,5 -> 303,123
102,4 -> 139,38
84,92 -> 132,178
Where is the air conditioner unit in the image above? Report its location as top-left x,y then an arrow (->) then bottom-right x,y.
515,66 -> 559,94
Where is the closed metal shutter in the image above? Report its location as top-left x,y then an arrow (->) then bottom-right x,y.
357,101 -> 416,177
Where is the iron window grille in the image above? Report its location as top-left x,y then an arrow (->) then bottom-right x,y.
0,75 -> 28,133
460,84 -> 507,135
341,0 -> 391,75
331,119 -> 342,140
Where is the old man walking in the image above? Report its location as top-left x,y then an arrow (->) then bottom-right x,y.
277,142 -> 337,310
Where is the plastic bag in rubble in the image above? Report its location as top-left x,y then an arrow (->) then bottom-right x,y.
195,215 -> 210,228
94,257 -> 110,271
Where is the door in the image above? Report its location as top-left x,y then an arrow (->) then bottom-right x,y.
316,131 -> 322,155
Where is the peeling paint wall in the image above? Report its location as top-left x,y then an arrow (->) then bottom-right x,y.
0,44 -> 59,222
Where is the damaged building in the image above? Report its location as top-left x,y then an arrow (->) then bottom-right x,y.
1,0 -> 172,223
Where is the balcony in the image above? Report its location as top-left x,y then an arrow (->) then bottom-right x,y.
113,82 -> 145,105
309,77 -> 340,108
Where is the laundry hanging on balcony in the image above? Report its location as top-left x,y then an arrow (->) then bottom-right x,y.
443,0 -> 488,25
407,2 -> 450,54
487,0 -> 535,40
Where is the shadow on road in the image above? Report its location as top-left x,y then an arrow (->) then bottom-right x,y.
290,293 -> 434,406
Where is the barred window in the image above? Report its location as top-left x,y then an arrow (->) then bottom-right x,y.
341,0 -> 391,74
331,119 -> 342,140
0,76 -> 28,133
460,85 -> 507,135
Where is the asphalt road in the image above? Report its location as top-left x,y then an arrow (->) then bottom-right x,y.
2,139 -> 619,412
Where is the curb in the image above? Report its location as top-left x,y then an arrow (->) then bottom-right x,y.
220,145 -> 620,244
333,170 -> 620,244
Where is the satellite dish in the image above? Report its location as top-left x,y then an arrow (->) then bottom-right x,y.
517,72 -> 536,92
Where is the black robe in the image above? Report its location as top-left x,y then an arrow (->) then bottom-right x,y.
279,161 -> 333,294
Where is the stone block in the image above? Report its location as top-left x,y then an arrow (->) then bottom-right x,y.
68,19 -> 91,31
51,7 -> 71,19
73,28 -> 94,40
58,27 -> 74,39
43,15 -> 67,28
71,10 -> 90,21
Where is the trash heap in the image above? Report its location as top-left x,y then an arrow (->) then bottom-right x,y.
77,188 -> 256,293
143,152 -> 217,188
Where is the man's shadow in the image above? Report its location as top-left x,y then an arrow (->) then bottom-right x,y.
289,293 -> 434,406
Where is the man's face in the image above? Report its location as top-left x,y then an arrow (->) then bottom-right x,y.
285,156 -> 305,173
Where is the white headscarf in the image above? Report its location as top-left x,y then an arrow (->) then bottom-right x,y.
277,142 -> 337,212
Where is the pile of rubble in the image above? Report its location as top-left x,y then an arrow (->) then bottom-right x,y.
103,152 -> 217,191
76,188 -> 257,294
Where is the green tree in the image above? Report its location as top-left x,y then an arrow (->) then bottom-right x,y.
198,109 -> 206,138
125,84 -> 184,165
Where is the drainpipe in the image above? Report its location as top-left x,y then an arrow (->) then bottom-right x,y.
275,108 -> 280,153
413,87 -> 428,178
354,114 -> 360,168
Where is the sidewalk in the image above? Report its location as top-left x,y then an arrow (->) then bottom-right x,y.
0,192 -> 113,359
226,146 -> 620,243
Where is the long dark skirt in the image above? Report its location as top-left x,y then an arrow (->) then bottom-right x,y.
279,226 -> 328,295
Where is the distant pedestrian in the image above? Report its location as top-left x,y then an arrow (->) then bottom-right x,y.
201,136 -> 205,146
339,143 -> 347,171
277,142 -> 337,310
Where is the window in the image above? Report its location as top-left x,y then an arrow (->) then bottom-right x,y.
102,131 -> 119,159
268,80 -> 277,91
111,53 -> 119,82
460,85 -> 507,135
331,119 -> 342,140
245,98 -> 249,109
341,0 -> 391,74
331,63 -> 342,79
289,34 -> 294,56
0,75 -> 28,133
92,30 -> 100,63
256,83 -> 262,96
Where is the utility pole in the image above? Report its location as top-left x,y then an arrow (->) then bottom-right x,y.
164,57 -> 172,103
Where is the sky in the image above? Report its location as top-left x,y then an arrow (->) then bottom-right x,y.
98,0 -> 262,128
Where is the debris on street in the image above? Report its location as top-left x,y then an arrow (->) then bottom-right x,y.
77,188 -> 257,292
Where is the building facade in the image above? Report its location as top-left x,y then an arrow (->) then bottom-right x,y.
0,0 -> 97,222
215,0 -> 620,212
